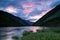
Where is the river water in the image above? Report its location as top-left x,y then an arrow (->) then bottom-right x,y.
0,26 -> 47,40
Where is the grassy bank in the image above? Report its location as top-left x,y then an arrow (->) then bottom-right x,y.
12,27 -> 60,40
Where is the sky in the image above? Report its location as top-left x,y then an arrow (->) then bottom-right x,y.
0,0 -> 60,22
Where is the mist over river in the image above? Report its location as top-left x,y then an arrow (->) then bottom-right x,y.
0,26 -> 47,40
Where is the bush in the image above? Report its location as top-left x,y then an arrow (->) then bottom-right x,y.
12,36 -> 19,40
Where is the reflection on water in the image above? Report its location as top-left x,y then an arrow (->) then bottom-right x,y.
0,26 -> 47,40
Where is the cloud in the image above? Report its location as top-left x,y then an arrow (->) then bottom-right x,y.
22,3 -> 35,8
0,7 -> 4,10
22,3 -> 35,16
0,0 -> 60,22
23,8 -> 34,15
28,15 -> 42,22
5,6 -> 18,13
27,7 -> 52,22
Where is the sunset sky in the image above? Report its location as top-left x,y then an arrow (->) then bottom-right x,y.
0,0 -> 60,22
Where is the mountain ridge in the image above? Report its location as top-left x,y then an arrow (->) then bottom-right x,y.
33,4 -> 60,27
0,10 -> 31,26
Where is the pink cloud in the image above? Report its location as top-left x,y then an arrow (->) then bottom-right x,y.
28,7 -> 52,22
22,2 -> 52,17
22,3 -> 35,8
22,3 -> 35,16
5,6 -> 18,13
23,8 -> 34,14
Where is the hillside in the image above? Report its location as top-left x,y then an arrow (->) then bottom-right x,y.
0,10 -> 30,26
33,4 -> 60,27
